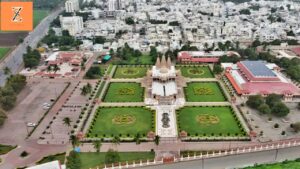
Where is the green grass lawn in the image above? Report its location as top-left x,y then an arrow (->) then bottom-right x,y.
79,152 -> 155,169
178,66 -> 214,78
87,107 -> 154,138
184,82 -> 227,102
0,48 -> 10,60
0,144 -> 16,155
37,153 -> 66,164
177,106 -> 245,137
103,83 -> 144,102
34,10 -> 48,28
113,66 -> 148,78
243,160 -> 300,169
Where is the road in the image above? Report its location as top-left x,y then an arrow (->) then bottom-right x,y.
141,146 -> 300,169
0,7 -> 64,86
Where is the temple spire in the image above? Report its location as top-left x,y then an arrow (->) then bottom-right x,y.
161,55 -> 167,67
167,57 -> 172,68
155,57 -> 161,68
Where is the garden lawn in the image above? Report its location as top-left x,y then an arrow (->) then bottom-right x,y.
0,48 -> 10,60
184,82 -> 227,102
34,10 -> 48,27
177,106 -> 245,137
79,152 -> 155,169
0,144 -> 16,155
179,66 -> 214,78
87,107 -> 154,138
37,153 -> 66,164
113,66 -> 148,78
243,160 -> 300,169
103,83 -> 144,102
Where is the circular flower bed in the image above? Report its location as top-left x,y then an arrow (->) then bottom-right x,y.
118,88 -> 135,95
121,68 -> 140,76
112,114 -> 136,125
193,87 -> 214,95
196,114 -> 220,125
187,68 -> 205,75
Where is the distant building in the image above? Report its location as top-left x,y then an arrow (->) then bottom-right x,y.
60,16 -> 83,36
223,61 -> 299,101
108,0 -> 122,11
65,0 -> 80,13
177,51 -> 239,63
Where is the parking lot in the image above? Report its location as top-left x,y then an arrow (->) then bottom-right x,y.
0,79 -> 68,145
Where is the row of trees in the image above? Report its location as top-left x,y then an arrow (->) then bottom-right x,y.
246,94 -> 289,117
0,75 -> 26,126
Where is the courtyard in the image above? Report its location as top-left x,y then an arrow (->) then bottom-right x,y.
184,82 -> 227,102
178,66 -> 214,78
177,106 -> 246,137
113,66 -> 149,78
87,107 -> 155,138
103,82 -> 144,102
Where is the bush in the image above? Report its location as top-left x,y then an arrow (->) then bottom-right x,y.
20,151 -> 29,157
274,123 -> 279,128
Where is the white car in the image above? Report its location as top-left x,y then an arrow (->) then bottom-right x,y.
27,123 -> 36,127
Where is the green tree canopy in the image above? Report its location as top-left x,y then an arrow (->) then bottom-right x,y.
246,95 -> 264,108
271,102 -> 290,117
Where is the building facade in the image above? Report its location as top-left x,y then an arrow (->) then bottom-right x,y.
65,0 -> 80,13
60,16 -> 84,36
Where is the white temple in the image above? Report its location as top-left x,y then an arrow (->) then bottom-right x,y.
142,56 -> 186,105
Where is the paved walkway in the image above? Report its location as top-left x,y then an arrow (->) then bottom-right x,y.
185,102 -> 231,106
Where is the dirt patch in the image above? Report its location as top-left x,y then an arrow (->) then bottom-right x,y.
0,32 -> 28,46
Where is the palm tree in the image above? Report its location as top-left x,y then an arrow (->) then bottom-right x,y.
112,136 -> 120,146
53,65 -> 60,72
204,42 -> 209,51
63,117 -> 72,127
3,67 -> 11,75
93,140 -> 102,152
47,65 -> 52,72
70,135 -> 80,148
154,135 -> 160,145
134,133 -> 141,145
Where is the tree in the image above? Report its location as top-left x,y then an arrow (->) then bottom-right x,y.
70,135 -> 80,148
134,133 -> 141,145
93,140 -> 102,152
150,46 -> 158,62
112,136 -> 121,145
0,109 -> 7,126
258,103 -> 271,114
154,135 -> 160,145
53,65 -> 60,72
125,17 -> 135,25
3,67 -> 11,75
271,102 -> 290,117
239,9 -> 251,15
85,66 -> 101,79
94,36 -> 106,44
66,151 -> 81,169
292,122 -> 300,132
6,74 -> 26,93
81,83 -> 92,95
0,86 -> 17,111
63,117 -> 72,127
252,39 -> 261,48
246,95 -> 264,108
213,64 -> 223,74
266,94 -> 281,107
105,149 -> 120,164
